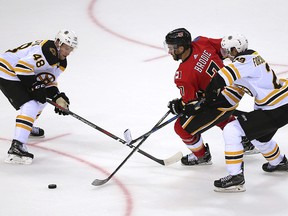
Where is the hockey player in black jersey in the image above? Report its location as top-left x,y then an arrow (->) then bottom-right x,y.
205,34 -> 288,192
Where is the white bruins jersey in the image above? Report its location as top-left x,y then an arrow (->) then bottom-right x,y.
0,40 -> 67,88
218,50 -> 288,110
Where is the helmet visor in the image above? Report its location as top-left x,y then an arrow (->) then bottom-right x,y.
163,41 -> 178,54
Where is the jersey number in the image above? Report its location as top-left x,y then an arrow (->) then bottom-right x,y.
206,61 -> 220,77
6,42 -> 45,68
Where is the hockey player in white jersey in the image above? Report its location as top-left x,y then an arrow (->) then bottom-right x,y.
0,29 -> 78,164
205,34 -> 288,192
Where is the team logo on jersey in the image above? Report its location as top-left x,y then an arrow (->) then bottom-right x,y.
194,54 -> 198,59
174,70 -> 182,79
49,48 -> 57,56
36,72 -> 56,85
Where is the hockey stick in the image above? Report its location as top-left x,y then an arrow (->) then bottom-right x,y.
124,113 -> 181,146
91,110 -> 174,186
46,99 -> 182,166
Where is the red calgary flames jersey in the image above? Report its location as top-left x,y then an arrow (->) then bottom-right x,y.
174,36 -> 224,103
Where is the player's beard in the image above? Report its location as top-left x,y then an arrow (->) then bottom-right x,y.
172,53 -> 181,61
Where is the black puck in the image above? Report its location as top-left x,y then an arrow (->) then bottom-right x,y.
48,184 -> 57,189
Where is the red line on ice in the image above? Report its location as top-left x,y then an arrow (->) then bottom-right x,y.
0,134 -> 133,216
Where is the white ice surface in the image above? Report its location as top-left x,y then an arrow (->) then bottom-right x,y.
1,0 -> 288,215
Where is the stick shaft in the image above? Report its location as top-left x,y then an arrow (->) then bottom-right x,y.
92,111 -> 171,186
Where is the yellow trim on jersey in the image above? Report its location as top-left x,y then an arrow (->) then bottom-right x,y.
227,85 -> 245,94
220,67 -> 234,85
59,65 -> 65,72
182,110 -> 228,135
268,92 -> 288,106
255,89 -> 279,104
18,60 -> 34,69
255,80 -> 288,106
182,115 -> 196,129
14,60 -> 34,74
229,64 -> 241,79
220,64 -> 242,85
0,67 -> 16,77
0,58 -> 14,70
0,58 -> 16,76
217,104 -> 238,112
40,40 -> 48,46
222,89 -> 241,104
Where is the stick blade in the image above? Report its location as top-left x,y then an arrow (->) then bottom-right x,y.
163,151 -> 183,166
91,178 -> 110,186
124,129 -> 132,144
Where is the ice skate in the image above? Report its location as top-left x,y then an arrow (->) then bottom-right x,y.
29,126 -> 45,138
214,172 -> 246,192
262,155 -> 288,172
242,137 -> 260,155
181,143 -> 212,166
5,140 -> 34,165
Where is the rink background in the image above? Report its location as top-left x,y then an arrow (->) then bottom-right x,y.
1,0 -> 288,215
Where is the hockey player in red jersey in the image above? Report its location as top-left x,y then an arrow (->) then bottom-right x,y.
165,28 -> 257,166
0,29 -> 77,164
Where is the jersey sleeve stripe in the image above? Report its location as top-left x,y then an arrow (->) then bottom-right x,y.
220,67 -> 234,85
14,60 -> 34,74
0,58 -> 16,76
222,88 -> 242,104
255,81 -> 288,106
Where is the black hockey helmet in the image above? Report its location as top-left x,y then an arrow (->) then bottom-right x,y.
165,28 -> 191,49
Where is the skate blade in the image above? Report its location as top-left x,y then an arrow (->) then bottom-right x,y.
4,154 -> 33,165
214,184 -> 246,193
29,135 -> 45,139
244,149 -> 260,155
181,161 -> 213,166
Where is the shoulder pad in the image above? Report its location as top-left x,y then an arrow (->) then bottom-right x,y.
41,40 -> 59,66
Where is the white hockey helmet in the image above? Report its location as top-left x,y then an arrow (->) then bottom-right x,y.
221,34 -> 248,54
55,29 -> 78,48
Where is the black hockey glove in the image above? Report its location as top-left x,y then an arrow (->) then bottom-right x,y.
167,98 -> 184,115
205,74 -> 226,103
30,81 -> 46,104
52,92 -> 70,115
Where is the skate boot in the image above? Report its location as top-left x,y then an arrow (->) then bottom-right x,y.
262,155 -> 288,172
181,143 -> 212,166
242,137 -> 260,155
214,171 -> 246,192
5,139 -> 34,165
29,126 -> 45,138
